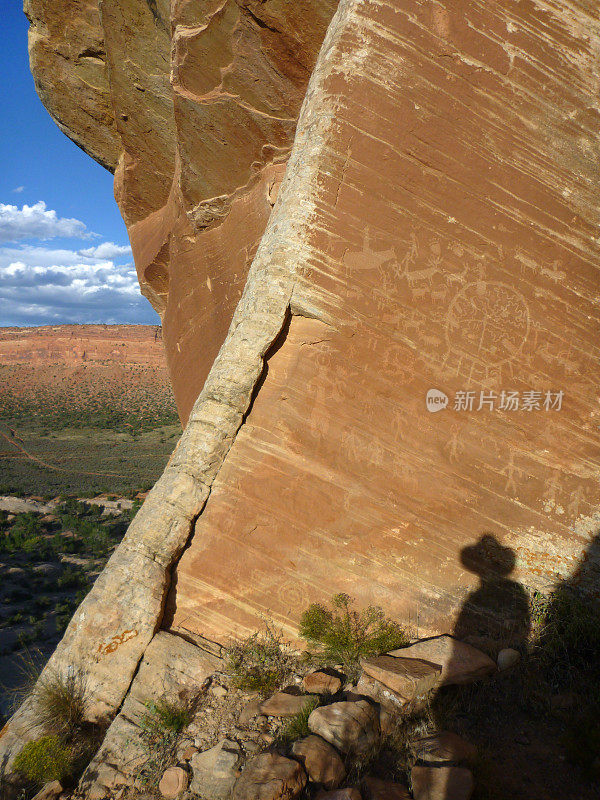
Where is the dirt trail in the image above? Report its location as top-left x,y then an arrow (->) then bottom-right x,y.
0,428 -> 126,479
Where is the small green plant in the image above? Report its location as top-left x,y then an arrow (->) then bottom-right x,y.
13,735 -> 73,785
142,696 -> 195,737
32,668 -> 88,740
138,694 -> 198,792
225,622 -> 299,696
299,593 -> 409,678
531,586 -> 600,683
277,696 -> 319,744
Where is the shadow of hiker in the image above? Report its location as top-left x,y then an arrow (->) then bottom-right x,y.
453,534 -> 530,651
427,532 -> 600,799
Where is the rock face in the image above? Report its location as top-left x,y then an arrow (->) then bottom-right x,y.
5,0 -> 600,788
25,0 -> 338,423
0,324 -> 166,366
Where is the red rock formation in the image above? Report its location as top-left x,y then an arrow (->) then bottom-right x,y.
3,2 -> 599,788
25,0 -> 338,423
0,324 -> 166,365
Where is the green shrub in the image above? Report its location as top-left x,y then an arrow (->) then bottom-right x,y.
531,587 -> 600,683
299,593 -> 409,678
13,735 -> 73,784
142,697 -> 195,737
33,668 -> 87,740
277,696 -> 320,744
225,623 -> 299,696
138,694 -> 198,791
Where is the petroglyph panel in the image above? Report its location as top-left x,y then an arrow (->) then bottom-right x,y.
169,0 -> 600,641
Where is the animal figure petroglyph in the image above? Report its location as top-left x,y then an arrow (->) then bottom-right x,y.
540,260 -> 566,282
343,226 -> 396,273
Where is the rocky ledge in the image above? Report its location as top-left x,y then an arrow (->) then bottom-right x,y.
14,630 -> 503,800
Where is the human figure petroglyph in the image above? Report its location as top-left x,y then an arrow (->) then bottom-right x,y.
404,308 -> 427,333
543,470 -> 561,505
567,485 -> 587,519
444,427 -> 465,463
501,452 -> 523,495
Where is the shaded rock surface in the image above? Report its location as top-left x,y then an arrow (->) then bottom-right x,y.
317,791 -> 361,800
233,752 -> 307,800
411,766 -> 474,800
389,638 -> 495,687
308,700 -> 380,756
361,777 -> 411,800
291,735 -> 346,788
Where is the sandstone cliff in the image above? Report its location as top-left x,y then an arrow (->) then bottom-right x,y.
0,324 -> 165,366
2,0 -> 600,794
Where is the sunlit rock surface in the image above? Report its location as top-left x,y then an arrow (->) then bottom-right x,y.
167,0 -> 600,643
26,0 -> 338,423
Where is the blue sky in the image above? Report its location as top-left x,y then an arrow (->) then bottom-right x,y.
0,3 -> 158,326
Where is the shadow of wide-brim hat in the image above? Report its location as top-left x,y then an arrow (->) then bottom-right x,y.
460,534 -> 516,576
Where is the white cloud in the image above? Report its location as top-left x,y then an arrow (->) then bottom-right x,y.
0,243 -> 157,326
12,186 -> 25,194
0,201 -> 89,243
79,242 -> 132,259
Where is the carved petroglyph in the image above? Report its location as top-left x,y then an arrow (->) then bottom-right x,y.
501,453 -> 524,496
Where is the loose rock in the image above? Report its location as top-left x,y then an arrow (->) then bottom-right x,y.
31,783 -> 63,800
390,636 -> 495,685
308,700 -> 380,755
355,674 -> 409,713
239,697 -> 264,724
233,752 -> 307,800
497,648 -> 520,671
412,732 -> 477,765
411,765 -> 474,800
260,689 -> 318,717
292,735 -> 346,788
303,670 -> 343,695
159,766 -> 189,798
190,739 -> 242,799
360,655 -> 441,701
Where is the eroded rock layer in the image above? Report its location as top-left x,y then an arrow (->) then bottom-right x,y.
25,0 -> 338,423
